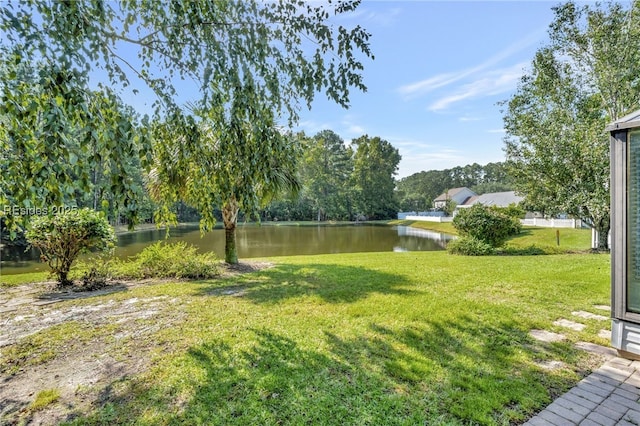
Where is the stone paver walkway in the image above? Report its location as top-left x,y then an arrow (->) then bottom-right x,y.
524,305 -> 640,425
525,353 -> 640,425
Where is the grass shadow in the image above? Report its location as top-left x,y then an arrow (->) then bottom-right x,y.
65,317 -> 593,425
37,283 -> 130,301
195,263 -> 416,305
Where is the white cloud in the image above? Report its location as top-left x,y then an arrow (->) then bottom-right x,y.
340,115 -> 367,137
428,62 -> 527,111
388,135 -> 506,178
487,128 -> 506,134
397,28 -> 543,100
334,6 -> 401,27
459,116 -> 482,122
398,72 -> 464,98
296,119 -> 334,135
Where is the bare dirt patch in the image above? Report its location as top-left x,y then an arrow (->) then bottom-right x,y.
0,261 -> 272,425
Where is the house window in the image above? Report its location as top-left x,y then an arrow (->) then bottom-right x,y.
628,129 -> 640,313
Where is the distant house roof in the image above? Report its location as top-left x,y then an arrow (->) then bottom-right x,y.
460,191 -> 524,208
434,187 -> 474,202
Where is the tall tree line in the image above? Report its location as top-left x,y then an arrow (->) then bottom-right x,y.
263,131 -> 401,221
395,163 -> 514,212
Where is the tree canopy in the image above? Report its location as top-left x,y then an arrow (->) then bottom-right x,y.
351,135 -> 401,220
502,1 -> 640,249
0,0 -> 373,238
302,130 -> 354,221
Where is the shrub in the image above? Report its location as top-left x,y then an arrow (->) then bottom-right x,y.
25,208 -> 116,286
113,242 -> 220,279
492,203 -> 526,220
447,236 -> 495,256
452,204 -> 521,248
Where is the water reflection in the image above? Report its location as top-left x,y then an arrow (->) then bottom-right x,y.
1,224 -> 453,275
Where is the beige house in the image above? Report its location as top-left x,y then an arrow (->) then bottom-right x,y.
433,187 -> 477,209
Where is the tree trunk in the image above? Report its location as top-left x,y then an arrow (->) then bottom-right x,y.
222,198 -> 239,264
593,215 -> 611,252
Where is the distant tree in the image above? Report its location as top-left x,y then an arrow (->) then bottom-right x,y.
443,200 -> 457,217
503,1 -> 640,250
395,162 -> 513,211
303,130 -> 354,221
352,136 -> 401,219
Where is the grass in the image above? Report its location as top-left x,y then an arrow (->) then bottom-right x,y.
46,250 -> 610,425
504,226 -> 592,253
1,222 -> 607,424
389,219 -> 457,235
29,389 -> 61,411
391,220 -> 592,254
0,271 -> 50,287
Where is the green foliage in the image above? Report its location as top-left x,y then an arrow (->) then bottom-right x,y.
442,199 -> 457,216
148,111 -> 302,264
452,204 -> 521,248
0,59 -> 150,233
1,0 -> 373,256
396,162 -> 513,212
302,130 -> 354,221
1,1 -> 372,121
109,242 -> 220,280
25,208 -> 116,286
352,135 -> 401,219
447,236 -> 495,256
492,203 -> 526,220
262,197 -> 315,222
503,1 -> 640,250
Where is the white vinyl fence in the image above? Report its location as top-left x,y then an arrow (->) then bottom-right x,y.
520,218 -> 582,228
404,215 -> 453,223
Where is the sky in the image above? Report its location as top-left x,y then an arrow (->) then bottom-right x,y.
293,0 -> 563,178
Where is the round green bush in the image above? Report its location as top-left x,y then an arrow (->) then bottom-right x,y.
452,204 -> 521,248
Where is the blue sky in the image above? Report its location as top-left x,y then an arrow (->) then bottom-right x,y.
295,0 -> 562,178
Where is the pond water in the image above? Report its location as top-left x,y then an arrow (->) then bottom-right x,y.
0,224 -> 453,275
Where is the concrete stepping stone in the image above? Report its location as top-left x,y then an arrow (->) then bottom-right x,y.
572,310 -> 608,321
598,329 -> 612,339
594,305 -> 611,311
530,329 -> 567,342
575,342 -> 617,359
554,318 -> 586,331
535,360 -> 567,370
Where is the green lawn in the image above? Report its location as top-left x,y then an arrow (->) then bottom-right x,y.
51,250 -> 610,425
389,219 -> 458,235
391,220 -> 592,254
1,223 -> 609,424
